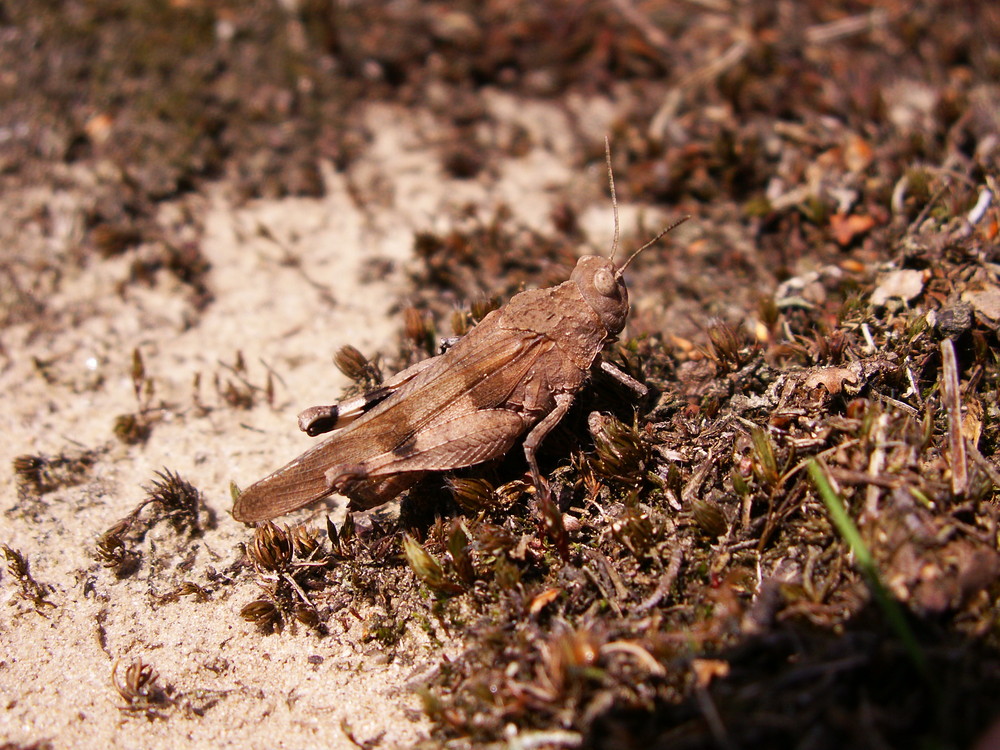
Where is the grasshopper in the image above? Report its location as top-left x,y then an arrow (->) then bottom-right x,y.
233,149 -> 687,523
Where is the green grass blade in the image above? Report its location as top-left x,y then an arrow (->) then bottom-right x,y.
807,458 -> 927,676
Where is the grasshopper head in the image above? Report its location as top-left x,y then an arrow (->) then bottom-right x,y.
571,255 -> 629,335
574,214 -> 689,336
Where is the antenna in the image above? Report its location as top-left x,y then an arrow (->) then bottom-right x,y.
615,215 -> 691,279
605,136 -> 621,263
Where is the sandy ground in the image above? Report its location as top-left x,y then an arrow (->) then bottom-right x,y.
0,95 -> 653,749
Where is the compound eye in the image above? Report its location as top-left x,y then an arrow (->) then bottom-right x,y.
593,268 -> 617,297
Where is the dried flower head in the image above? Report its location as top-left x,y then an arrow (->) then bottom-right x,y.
707,319 -> 745,373
448,477 -> 497,513
611,508 -> 655,559
113,658 -> 174,719
289,524 -> 321,559
240,599 -> 284,634
326,514 -> 356,560
691,497 -> 728,538
589,414 -> 653,486
95,519 -> 141,578
402,534 -> 464,598
12,450 -> 98,497
2,544 -> 55,612
451,308 -> 470,337
248,522 -> 294,572
144,469 -> 202,533
403,306 -> 435,354
334,345 -> 383,386
113,413 -> 152,445
470,295 -> 500,323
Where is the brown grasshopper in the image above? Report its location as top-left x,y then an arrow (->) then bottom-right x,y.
233,153 -> 688,523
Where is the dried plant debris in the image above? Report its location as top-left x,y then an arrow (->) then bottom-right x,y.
115,349 -> 275,443
240,521 -> 333,635
95,469 -> 207,578
334,345 -> 384,391
95,518 -> 143,579
112,348 -> 159,445
112,657 -> 225,721
113,658 -> 176,720
141,469 -> 204,533
190,351 -> 277,417
402,528 -> 470,600
212,351 -> 274,411
12,449 -> 100,501
154,581 -> 211,605
410,209 -> 578,325
588,413 -> 657,489
234,513 -> 440,646
126,239 -> 213,311
2,0 -> 672,332
2,545 -> 56,615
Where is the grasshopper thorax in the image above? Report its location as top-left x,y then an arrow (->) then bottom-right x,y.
571,255 -> 629,335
